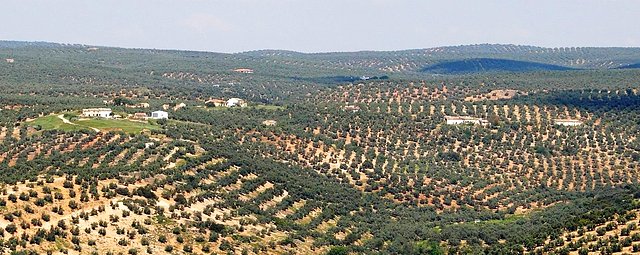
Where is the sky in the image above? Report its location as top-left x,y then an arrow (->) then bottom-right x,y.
1,0 -> 639,53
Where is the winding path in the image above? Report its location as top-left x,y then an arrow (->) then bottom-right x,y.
57,114 -> 100,132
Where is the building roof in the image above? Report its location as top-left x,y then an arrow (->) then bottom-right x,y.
554,118 -> 582,122
206,99 -> 226,103
262,120 -> 277,126
227,98 -> 244,104
83,108 -> 112,112
444,116 -> 482,121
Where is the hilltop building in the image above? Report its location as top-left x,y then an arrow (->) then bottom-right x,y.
554,119 -> 583,126
226,98 -> 247,107
5,58 -> 14,63
82,108 -> 112,118
150,111 -> 168,120
444,116 -> 489,126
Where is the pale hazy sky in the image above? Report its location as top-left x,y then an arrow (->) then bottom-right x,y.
2,0 -> 639,53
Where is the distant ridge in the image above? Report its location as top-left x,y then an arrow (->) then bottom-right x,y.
0,40 -> 79,48
3,40 -> 640,73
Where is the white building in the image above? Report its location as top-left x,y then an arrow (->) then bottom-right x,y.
126,102 -> 149,108
5,58 -> 14,63
150,111 -> 168,120
82,108 -> 112,118
445,116 -> 489,126
226,98 -> 247,107
554,119 -> 583,126
233,68 -> 254,74
344,105 -> 360,113
262,120 -> 277,126
173,103 -> 186,111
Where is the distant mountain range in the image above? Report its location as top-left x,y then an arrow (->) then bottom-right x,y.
2,41 -> 640,75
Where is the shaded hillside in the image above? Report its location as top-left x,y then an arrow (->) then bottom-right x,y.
420,58 -> 573,74
618,62 -> 640,69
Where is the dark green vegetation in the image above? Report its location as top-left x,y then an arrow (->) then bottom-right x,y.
619,62 -> 640,69
1,41 -> 640,254
420,58 -> 572,74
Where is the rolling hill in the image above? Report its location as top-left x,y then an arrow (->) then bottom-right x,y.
0,40 -> 640,254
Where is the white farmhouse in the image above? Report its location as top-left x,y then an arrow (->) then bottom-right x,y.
173,103 -> 186,111
444,116 -> 489,126
82,108 -> 112,118
226,98 -> 247,107
233,68 -> 254,74
262,120 -> 277,126
344,105 -> 360,112
554,119 -> 583,126
150,111 -> 168,120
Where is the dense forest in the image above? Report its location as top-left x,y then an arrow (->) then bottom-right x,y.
0,41 -> 639,254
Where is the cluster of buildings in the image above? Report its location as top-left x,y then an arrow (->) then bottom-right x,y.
205,98 -> 247,108
444,116 -> 490,126
443,115 -> 584,127
81,108 -> 168,120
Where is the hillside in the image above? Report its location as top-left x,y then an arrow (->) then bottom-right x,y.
0,41 -> 639,254
238,44 -> 640,73
3,41 -> 640,78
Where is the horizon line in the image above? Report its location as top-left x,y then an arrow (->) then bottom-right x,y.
2,39 -> 640,55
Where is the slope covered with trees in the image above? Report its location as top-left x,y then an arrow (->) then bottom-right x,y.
0,41 -> 639,254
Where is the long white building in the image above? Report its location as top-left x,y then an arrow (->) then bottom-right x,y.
444,116 -> 489,126
82,108 -> 112,118
554,119 -> 583,126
